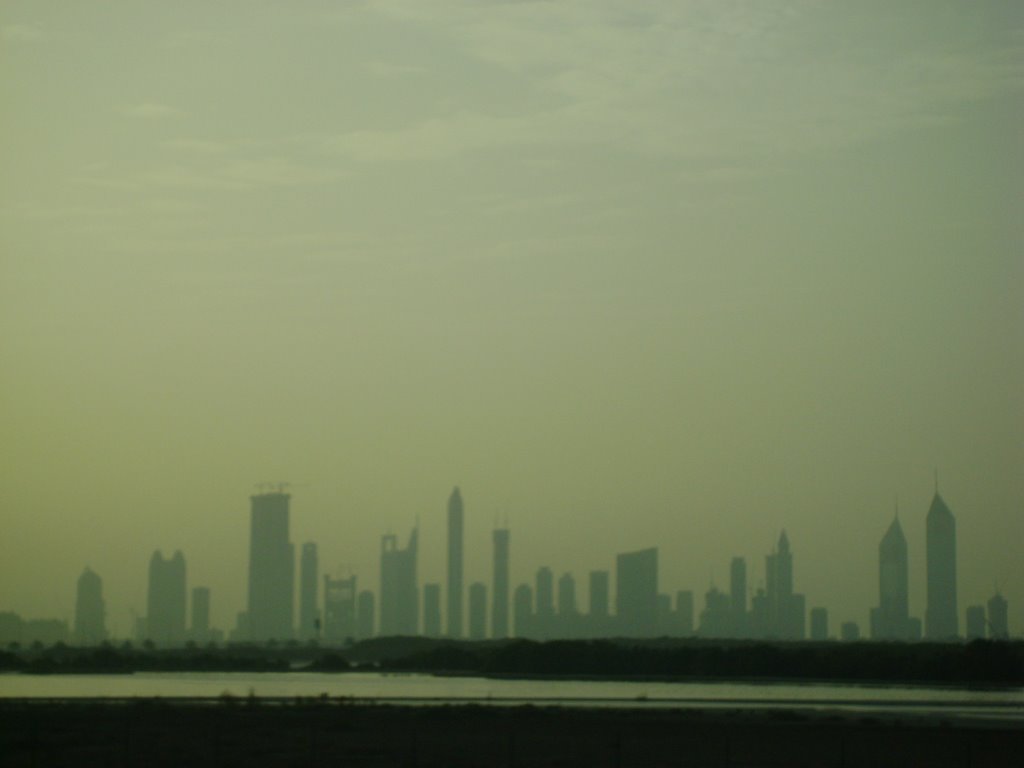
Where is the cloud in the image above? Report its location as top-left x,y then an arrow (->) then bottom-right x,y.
123,102 -> 183,120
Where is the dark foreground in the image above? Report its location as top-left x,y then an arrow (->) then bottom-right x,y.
0,699 -> 1020,768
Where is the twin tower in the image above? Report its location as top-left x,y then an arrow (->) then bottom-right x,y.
871,490 -> 958,641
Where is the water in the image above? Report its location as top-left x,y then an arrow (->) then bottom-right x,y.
2,672 -> 1022,720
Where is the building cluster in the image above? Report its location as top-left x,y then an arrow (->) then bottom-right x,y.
0,484 -> 1012,648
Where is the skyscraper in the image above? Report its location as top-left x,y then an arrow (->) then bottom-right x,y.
871,513 -> 911,640
616,547 -> 658,637
729,556 -> 747,638
356,590 -> 375,639
447,487 -> 464,638
513,584 -> 533,637
925,491 -> 958,639
764,531 -> 804,639
380,527 -> 418,636
299,542 -> 319,641
423,583 -> 442,637
147,550 -> 186,646
468,582 -> 487,640
247,491 -> 295,642
987,592 -> 1008,640
73,567 -> 106,645
491,527 -> 510,639
323,574 -> 358,642
535,566 -> 554,638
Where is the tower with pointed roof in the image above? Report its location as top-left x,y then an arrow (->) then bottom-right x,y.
871,507 -> 912,639
446,486 -> 463,638
763,531 -> 805,639
925,490 -> 958,639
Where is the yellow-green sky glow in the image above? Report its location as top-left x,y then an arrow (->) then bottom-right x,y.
1,1 -> 1022,637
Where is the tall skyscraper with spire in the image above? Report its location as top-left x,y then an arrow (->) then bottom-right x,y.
299,542 -> 319,640
925,488 -> 958,639
871,508 -> 911,639
247,491 -> 295,642
446,487 -> 463,638
764,531 -> 805,639
491,526 -> 510,638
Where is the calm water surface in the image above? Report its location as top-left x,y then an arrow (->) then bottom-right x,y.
2,672 -> 1022,719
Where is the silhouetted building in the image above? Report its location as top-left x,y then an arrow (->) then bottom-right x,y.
965,605 -> 986,640
589,571 -> 609,619
299,542 -> 319,641
190,586 -> 210,643
323,574 -> 358,642
356,590 -> 375,639
698,586 -> 731,637
558,572 -> 577,617
247,492 -> 295,642
0,614 -> 69,646
840,621 -> 860,641
447,487 -> 464,638
491,528 -> 510,639
675,590 -> 694,635
987,592 -> 1008,640
147,550 -> 186,646
513,584 -> 532,637
925,491 -> 958,639
729,557 -> 747,638
809,607 -> 828,641
871,513 -> 913,640
74,567 -> 106,645
423,583 -> 441,637
764,532 -> 804,639
616,547 -> 658,637
469,582 -> 487,639
380,528 -> 418,636
535,567 -> 554,638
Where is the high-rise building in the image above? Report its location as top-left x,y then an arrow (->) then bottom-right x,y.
190,586 -> 210,642
447,487 -> 464,638
534,567 -> 554,637
558,572 -> 577,617
764,532 -> 804,639
423,583 -> 442,637
925,491 -> 958,639
356,590 -> 375,639
513,584 -> 533,637
729,557 -> 747,637
589,571 -> 609,619
675,590 -> 694,635
323,574 -> 358,642
299,542 -> 319,641
247,492 -> 295,642
468,582 -> 487,640
491,528 -> 510,639
380,527 -> 418,636
871,513 -> 912,640
73,567 -> 106,645
987,592 -> 1008,640
147,550 -> 186,646
616,547 -> 658,637
698,586 -> 731,637
809,607 -> 828,641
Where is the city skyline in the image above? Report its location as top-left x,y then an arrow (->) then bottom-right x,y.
2,478 -> 1017,644
1,2 -> 1021,642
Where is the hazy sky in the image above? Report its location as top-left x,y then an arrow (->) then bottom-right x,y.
2,1 -> 1022,638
